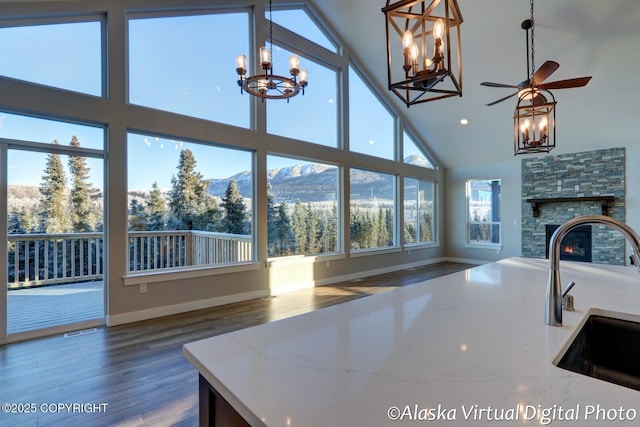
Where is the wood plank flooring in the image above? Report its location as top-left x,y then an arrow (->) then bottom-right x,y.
0,261 -> 474,427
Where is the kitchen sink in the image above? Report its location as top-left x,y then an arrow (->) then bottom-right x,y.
553,309 -> 640,391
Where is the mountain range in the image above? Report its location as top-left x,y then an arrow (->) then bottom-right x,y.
208,155 -> 431,203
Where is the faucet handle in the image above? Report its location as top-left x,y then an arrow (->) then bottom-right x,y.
562,281 -> 576,298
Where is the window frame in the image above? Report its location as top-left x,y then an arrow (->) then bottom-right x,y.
0,0 -> 444,291
0,14 -> 107,98
349,167 -> 398,253
125,8 -> 253,129
403,176 -> 437,248
465,178 -> 502,249
124,129 -> 258,282
265,153 -> 342,260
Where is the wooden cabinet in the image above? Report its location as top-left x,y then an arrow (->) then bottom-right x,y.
199,375 -> 251,427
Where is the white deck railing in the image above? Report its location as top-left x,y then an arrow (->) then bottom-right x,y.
8,232 -> 104,290
8,230 -> 252,289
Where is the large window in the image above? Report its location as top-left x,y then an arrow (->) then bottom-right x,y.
267,47 -> 338,147
0,19 -> 103,96
466,179 -> 501,246
348,66 -> 395,160
128,12 -> 250,128
267,155 -> 339,257
127,133 -> 254,272
350,169 -> 396,250
404,178 -> 434,245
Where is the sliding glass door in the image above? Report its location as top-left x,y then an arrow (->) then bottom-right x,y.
1,113 -> 105,341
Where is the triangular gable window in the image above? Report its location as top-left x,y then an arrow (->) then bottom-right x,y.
403,131 -> 435,169
269,8 -> 337,52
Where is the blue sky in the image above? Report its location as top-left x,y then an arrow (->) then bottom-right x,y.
0,8 -> 428,191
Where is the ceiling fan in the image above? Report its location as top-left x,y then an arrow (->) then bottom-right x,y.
481,5 -> 592,107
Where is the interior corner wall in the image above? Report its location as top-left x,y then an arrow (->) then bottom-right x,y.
445,159 -> 522,263
625,145 -> 640,235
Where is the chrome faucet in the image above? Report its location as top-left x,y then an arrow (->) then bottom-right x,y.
545,215 -> 640,326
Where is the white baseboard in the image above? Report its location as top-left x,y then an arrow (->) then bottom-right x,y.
106,289 -> 269,326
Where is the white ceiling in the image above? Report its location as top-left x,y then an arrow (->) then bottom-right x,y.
312,0 -> 640,169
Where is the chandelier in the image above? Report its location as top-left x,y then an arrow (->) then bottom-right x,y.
513,2 -> 555,155
235,0 -> 308,101
382,0 -> 463,107
514,88 -> 556,155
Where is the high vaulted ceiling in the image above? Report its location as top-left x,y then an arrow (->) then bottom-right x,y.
313,0 -> 640,169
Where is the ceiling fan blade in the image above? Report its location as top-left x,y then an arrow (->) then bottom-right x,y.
486,91 -> 519,106
480,81 -> 521,89
533,60 -> 560,85
539,76 -> 592,90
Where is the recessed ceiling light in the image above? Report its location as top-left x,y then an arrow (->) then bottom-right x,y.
460,118 -> 469,125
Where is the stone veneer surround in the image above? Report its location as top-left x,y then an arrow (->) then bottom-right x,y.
521,148 -> 625,265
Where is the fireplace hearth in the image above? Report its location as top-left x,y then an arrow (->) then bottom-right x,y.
546,225 -> 592,263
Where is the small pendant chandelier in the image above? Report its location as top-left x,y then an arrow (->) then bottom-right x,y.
382,0 -> 463,107
235,0 -> 308,101
513,1 -> 555,155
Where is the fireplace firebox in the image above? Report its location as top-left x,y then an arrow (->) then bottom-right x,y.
545,225 -> 592,263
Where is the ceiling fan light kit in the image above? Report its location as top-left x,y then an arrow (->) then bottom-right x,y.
382,0 -> 463,107
481,0 -> 592,155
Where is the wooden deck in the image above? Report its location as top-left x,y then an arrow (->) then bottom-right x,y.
7,280 -> 104,335
0,261 -> 474,427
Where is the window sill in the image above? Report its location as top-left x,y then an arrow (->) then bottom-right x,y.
350,247 -> 401,258
465,243 -> 502,251
404,242 -> 440,250
123,262 -> 260,286
267,252 -> 346,267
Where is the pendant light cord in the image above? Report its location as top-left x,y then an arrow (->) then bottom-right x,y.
529,0 -> 535,80
268,0 -> 273,48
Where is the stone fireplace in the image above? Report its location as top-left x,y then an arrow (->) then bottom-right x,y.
521,148 -> 626,266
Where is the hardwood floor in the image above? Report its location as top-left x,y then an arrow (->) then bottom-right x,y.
0,261 -> 474,427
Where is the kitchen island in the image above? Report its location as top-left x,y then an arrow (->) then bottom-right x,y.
183,257 -> 640,426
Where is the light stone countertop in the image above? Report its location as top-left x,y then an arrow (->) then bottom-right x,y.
183,257 -> 640,426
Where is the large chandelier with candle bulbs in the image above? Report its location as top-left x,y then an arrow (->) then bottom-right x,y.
382,0 -> 463,107
236,0 -> 308,101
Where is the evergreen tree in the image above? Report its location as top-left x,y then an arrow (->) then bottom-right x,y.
222,179 -> 247,234
168,149 -> 216,229
146,181 -> 167,231
197,194 -> 223,231
419,212 -> 432,242
305,202 -> 320,254
271,202 -> 296,256
8,208 -> 33,234
291,199 -> 307,253
128,199 -> 147,230
320,202 -> 337,253
38,140 -> 69,233
68,136 -> 98,232
267,185 -> 278,253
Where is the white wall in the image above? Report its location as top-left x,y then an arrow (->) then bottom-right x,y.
445,158 -> 522,263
